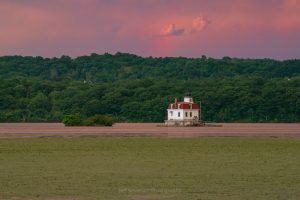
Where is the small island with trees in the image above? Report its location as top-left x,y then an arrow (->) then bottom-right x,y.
62,114 -> 114,126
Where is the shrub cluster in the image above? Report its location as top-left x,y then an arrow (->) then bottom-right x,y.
62,115 -> 114,126
62,115 -> 82,126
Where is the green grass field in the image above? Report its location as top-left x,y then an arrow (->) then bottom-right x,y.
0,137 -> 300,200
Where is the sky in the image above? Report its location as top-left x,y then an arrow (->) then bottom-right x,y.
0,0 -> 300,59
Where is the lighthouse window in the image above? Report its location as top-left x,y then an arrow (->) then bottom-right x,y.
190,112 -> 192,117
185,112 -> 188,117
178,112 -> 180,117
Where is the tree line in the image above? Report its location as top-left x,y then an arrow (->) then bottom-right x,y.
0,53 -> 299,123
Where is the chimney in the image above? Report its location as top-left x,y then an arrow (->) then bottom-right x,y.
174,97 -> 178,104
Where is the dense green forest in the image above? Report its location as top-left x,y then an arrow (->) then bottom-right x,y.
0,52 -> 300,122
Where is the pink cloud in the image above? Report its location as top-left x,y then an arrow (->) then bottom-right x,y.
158,16 -> 210,37
191,16 -> 209,32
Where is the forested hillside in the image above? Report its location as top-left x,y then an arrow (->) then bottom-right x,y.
0,53 -> 300,122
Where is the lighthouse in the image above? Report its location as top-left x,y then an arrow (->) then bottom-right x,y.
165,95 -> 201,126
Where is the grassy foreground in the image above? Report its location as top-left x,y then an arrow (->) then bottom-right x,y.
0,137 -> 300,200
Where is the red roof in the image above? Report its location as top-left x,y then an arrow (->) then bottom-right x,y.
168,102 -> 199,109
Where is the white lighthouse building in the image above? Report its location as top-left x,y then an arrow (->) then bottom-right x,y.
165,95 -> 201,126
